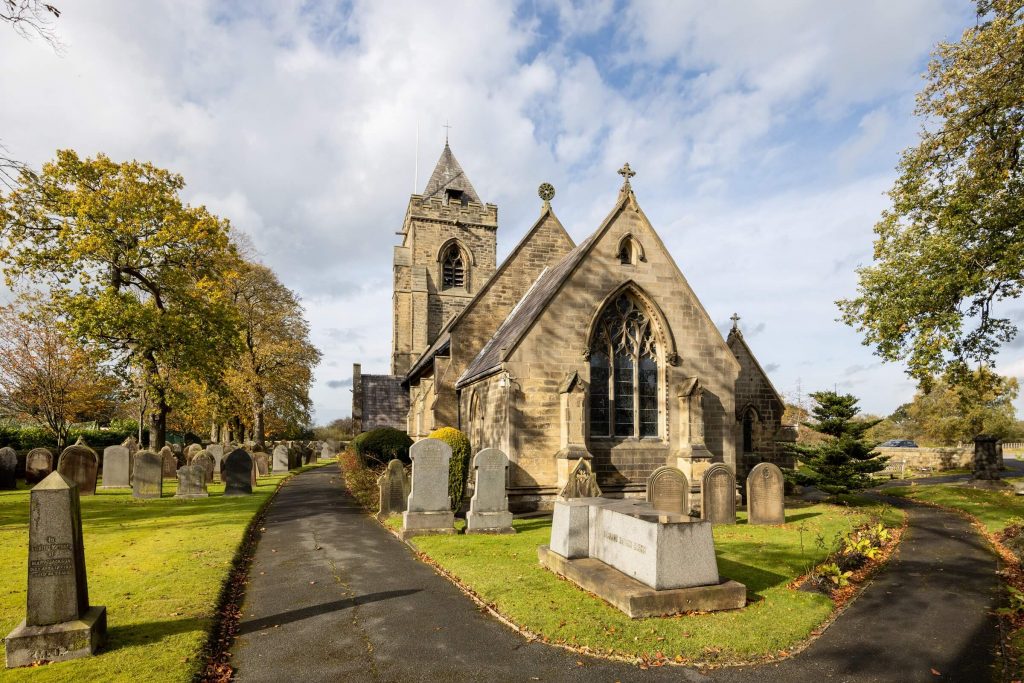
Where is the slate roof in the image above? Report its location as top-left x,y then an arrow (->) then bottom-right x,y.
456,225 -> 605,388
421,143 -> 482,204
360,375 -> 409,431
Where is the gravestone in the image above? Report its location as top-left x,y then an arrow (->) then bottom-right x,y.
973,435 -> 1001,480
0,447 -> 17,490
208,444 -> 225,482
288,444 -> 302,469
401,438 -> 455,538
100,446 -> 131,489
192,452 -> 215,486
253,451 -> 270,477
701,464 -> 736,525
302,445 -> 314,466
24,448 -> 54,485
175,465 -> 208,499
121,436 -> 138,456
185,444 -> 203,462
4,471 -> 106,667
159,446 -> 177,479
645,466 -> 689,516
377,459 -> 410,519
320,443 -> 333,461
746,462 -> 785,525
272,445 -> 289,473
223,449 -> 254,496
466,448 -> 515,534
132,451 -> 162,499
559,458 -> 602,498
56,444 -> 99,496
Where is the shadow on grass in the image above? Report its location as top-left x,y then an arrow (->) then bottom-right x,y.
717,557 -> 791,601
105,616 -> 208,653
237,590 -> 421,635
512,518 -> 552,533
786,511 -> 822,523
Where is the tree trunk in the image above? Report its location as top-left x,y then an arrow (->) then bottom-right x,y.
210,421 -> 219,443
149,398 -> 167,450
253,393 -> 266,449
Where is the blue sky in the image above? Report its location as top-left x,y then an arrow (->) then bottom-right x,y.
5,0 -> 1012,424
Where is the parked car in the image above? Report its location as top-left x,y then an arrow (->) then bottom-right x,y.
880,439 -> 918,448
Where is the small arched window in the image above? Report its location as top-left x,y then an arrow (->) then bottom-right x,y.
618,240 -> 633,264
441,245 -> 465,289
742,407 -> 758,453
589,292 -> 659,438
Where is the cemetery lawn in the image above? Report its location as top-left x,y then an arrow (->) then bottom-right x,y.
885,482 -> 1024,533
397,501 -> 902,665
0,462 -> 333,682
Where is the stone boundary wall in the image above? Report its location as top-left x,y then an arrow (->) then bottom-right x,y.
876,446 -> 972,471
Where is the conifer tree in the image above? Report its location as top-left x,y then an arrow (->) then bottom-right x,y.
789,391 -> 888,494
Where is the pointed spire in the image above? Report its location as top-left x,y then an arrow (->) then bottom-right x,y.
421,143 -> 482,204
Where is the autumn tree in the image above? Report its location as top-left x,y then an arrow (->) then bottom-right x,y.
0,150 -> 241,449
839,1 -> 1024,385
0,297 -> 123,447
224,262 -> 320,447
788,391 -> 887,493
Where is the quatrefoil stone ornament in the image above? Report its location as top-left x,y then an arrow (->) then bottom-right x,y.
538,183 -> 555,202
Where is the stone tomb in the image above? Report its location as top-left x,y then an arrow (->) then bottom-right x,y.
746,462 -> 785,525
701,464 -> 737,525
56,444 -> 99,496
377,459 -> 410,519
0,447 -> 17,490
401,438 -> 455,539
223,449 -> 254,496
5,472 -> 106,667
100,445 -> 131,489
133,451 -> 163,499
645,466 -> 689,515
539,497 -> 745,618
175,465 -> 208,499
192,452 -> 215,486
272,445 -> 289,474
466,448 -> 515,534
159,446 -> 178,480
25,448 -> 54,485
253,451 -> 270,477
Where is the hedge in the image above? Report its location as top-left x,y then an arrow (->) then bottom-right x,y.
352,427 -> 413,466
427,426 -> 471,512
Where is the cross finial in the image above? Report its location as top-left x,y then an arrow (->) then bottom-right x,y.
442,120 -> 452,145
617,162 -> 636,190
730,312 -> 741,330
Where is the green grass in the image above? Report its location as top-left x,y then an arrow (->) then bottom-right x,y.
886,483 -> 1024,533
0,461 -> 333,681
400,501 -> 901,664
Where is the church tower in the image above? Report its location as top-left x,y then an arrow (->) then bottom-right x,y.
391,143 -> 498,375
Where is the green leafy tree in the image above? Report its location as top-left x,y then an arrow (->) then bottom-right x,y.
789,391 -> 888,494
0,150 -> 241,449
907,369 -> 1019,444
838,1 -> 1024,384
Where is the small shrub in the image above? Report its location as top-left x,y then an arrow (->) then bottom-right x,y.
427,426 -> 471,512
817,562 -> 852,588
339,449 -> 381,511
352,427 -> 413,466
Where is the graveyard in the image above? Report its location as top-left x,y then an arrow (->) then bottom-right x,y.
0,458 -> 334,680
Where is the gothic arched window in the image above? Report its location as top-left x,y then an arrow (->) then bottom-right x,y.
589,292 -> 659,438
441,245 -> 465,289
742,407 -> 758,453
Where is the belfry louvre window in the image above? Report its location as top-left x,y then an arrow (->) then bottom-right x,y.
589,292 -> 659,438
442,246 -> 465,289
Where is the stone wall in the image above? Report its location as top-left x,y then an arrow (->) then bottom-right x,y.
875,446 -> 972,470
728,332 -> 790,479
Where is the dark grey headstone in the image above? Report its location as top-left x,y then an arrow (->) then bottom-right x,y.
701,464 -> 737,525
100,445 -> 131,489
5,472 -> 106,667
223,449 -> 254,496
747,462 -> 785,525
175,465 -> 208,499
25,448 -> 54,485
132,451 -> 162,499
377,459 -> 409,517
646,466 -> 688,515
56,444 -> 99,496
0,446 -> 17,490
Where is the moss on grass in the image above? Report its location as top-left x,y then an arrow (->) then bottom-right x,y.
406,501 -> 900,664
0,461 -> 331,681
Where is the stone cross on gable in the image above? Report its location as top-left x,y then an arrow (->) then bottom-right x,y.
730,312 -> 741,331
618,162 -> 636,190
442,120 -> 452,144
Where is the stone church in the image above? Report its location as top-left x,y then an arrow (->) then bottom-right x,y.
353,143 -> 794,510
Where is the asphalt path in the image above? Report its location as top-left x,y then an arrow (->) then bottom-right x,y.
230,464 -> 1004,683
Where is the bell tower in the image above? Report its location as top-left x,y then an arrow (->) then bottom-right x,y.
391,143 -> 498,376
